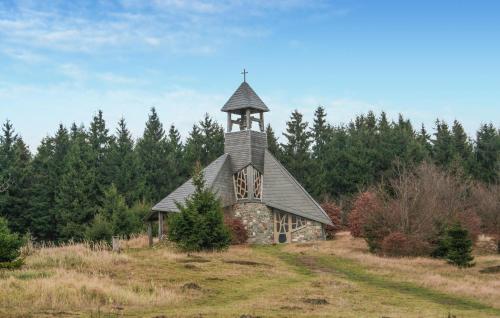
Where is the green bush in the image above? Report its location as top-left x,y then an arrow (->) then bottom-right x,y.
0,258 -> 24,269
445,223 -> 475,268
0,217 -> 25,263
85,214 -> 113,243
168,163 -> 231,252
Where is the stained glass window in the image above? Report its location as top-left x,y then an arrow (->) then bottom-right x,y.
233,168 -> 248,199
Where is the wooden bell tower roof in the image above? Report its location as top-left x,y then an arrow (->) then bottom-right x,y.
221,81 -> 269,114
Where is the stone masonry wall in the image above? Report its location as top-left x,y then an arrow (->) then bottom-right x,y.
232,202 -> 274,244
291,219 -> 324,243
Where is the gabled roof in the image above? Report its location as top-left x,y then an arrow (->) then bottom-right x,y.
151,154 -> 234,215
262,150 -> 333,225
221,82 -> 270,113
150,150 -> 332,226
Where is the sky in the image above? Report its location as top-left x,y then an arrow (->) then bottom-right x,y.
1,0 -> 499,151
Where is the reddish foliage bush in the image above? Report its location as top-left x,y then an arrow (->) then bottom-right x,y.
321,201 -> 342,239
381,232 -> 431,257
348,191 -> 380,238
224,217 -> 248,245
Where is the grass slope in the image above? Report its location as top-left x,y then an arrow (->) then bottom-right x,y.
0,233 -> 498,317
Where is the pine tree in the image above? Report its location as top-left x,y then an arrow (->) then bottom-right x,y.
109,118 -> 142,205
184,124 -> 204,168
55,125 -> 96,241
0,217 -> 24,263
310,106 -> 332,198
281,110 -> 312,188
88,110 -> 113,205
266,124 -> 281,159
473,123 -> 499,183
445,223 -> 475,268
167,162 -> 230,251
199,113 -> 224,166
417,124 -> 433,156
136,108 -> 170,202
451,120 -> 473,174
99,184 -> 140,238
433,120 -> 455,168
0,121 -> 32,234
30,124 -> 71,241
166,124 -> 186,190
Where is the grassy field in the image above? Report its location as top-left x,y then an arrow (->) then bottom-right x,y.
0,232 -> 499,318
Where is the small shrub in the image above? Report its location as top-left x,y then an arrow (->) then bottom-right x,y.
224,217 -> 248,245
348,191 -> 379,238
85,214 -> 113,243
168,162 -> 231,251
445,223 -> 475,268
0,217 -> 25,263
381,232 -> 431,257
321,201 -> 342,239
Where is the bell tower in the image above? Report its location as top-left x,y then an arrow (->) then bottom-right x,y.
222,71 -> 269,174
221,69 -> 268,133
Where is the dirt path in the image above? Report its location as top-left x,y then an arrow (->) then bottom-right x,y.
265,248 -> 500,316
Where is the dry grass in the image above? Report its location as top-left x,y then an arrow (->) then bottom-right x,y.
285,231 -> 500,309
1,233 -> 499,317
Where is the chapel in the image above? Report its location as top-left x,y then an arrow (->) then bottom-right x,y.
148,76 -> 332,244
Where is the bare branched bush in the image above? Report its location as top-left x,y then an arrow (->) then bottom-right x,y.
471,183 -> 500,252
321,201 -> 343,239
356,162 -> 483,256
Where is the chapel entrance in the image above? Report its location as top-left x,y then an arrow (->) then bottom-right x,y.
274,211 -> 290,243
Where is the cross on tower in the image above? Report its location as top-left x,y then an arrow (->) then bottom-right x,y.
241,68 -> 248,82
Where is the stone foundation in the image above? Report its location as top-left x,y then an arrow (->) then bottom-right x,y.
233,202 -> 274,244
291,219 -> 324,243
232,203 -> 325,244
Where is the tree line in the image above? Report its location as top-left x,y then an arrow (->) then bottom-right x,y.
0,106 -> 499,243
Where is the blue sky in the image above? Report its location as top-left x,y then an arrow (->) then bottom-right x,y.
1,0 -> 499,150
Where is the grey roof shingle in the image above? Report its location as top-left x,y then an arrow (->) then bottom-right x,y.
262,150 -> 333,225
221,82 -> 270,113
151,154 -> 232,215
150,146 -> 331,226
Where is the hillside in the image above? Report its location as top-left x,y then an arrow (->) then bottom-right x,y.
1,232 -> 499,318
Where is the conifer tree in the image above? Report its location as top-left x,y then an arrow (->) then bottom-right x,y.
109,118 -> 142,205
184,124 -> 204,168
30,125 -> 71,241
473,123 -> 499,183
433,120 -> 455,168
167,162 -> 230,251
55,125 -> 95,241
310,106 -> 331,198
199,114 -> 224,166
166,124 -> 186,189
0,122 -> 32,234
136,108 -> 170,202
89,110 -> 113,205
266,124 -> 281,159
451,120 -> 473,174
281,110 -> 312,187
445,223 -> 475,268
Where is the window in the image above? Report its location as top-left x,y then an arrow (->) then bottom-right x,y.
233,168 -> 248,199
291,215 -> 307,230
254,168 -> 262,199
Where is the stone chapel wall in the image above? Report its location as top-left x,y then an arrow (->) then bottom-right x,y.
232,202 -> 274,244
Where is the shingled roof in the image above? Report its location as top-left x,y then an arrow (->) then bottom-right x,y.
221,82 -> 270,113
150,150 -> 332,226
262,150 -> 333,225
150,154 -> 234,216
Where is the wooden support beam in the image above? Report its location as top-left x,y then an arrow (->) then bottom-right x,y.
246,109 -> 251,130
158,212 -> 163,240
227,112 -> 232,132
259,112 -> 264,132
147,222 -> 153,247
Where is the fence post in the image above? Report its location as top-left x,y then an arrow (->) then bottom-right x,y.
112,236 -> 121,253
